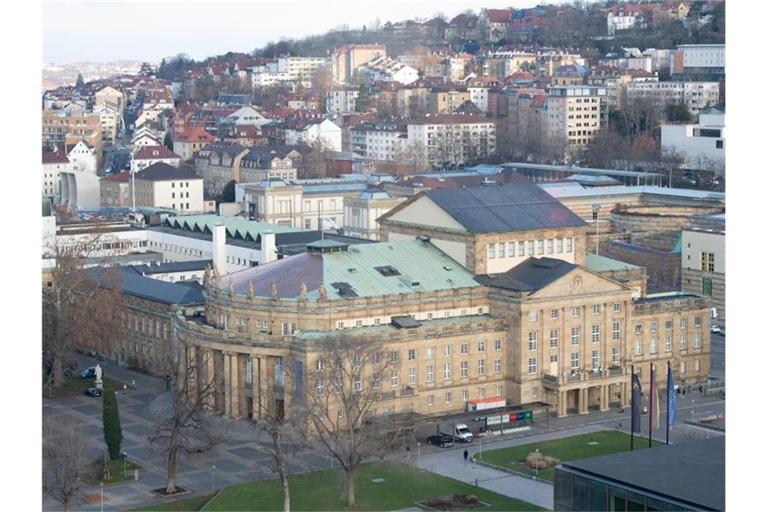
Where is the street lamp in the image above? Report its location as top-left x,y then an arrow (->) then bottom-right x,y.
100,482 -> 104,512
211,465 -> 216,495
122,453 -> 128,480
592,203 -> 602,256
417,442 -> 421,468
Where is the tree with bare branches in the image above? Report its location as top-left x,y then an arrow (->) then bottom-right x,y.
43,231 -> 124,390
150,337 -> 221,495
43,417 -> 87,512
304,335 -> 397,509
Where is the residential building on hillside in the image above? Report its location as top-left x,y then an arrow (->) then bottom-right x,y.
543,86 -> 607,158
42,150 -> 71,204
67,140 -> 98,174
277,56 -> 329,85
332,44 -> 386,84
427,89 -> 471,114
42,109 -> 103,158
407,115 -> 496,169
134,162 -> 205,212
350,121 -> 407,161
355,56 -> 419,85
671,44 -> 725,78
173,127 -> 216,161
194,142 -> 249,198
238,146 -> 299,183
626,81 -> 720,114
131,145 -> 182,173
283,118 -> 342,152
100,171 -> 132,207
326,86 -> 360,114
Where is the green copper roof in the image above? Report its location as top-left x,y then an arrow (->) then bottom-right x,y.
585,253 -> 641,273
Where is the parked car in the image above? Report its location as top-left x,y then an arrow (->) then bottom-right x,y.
80,367 -> 96,379
85,387 -> 102,397
427,434 -> 454,448
711,325 -> 722,334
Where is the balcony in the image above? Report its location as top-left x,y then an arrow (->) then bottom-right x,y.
542,367 -> 626,390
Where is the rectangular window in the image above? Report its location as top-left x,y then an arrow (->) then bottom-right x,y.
665,336 -> 672,352
550,354 -> 558,363
497,385 -> 504,396
389,351 -> 399,364
700,252 -> 715,272
498,242 -> 505,258
443,345 -> 452,357
426,365 -> 434,383
528,332 -> 538,350
537,239 -> 544,254
612,321 -> 620,341
679,335 -> 687,350
694,332 -> 702,348
557,238 -> 563,253
445,391 -> 452,403
592,350 -> 599,369
650,321 -> 657,333
528,240 -> 535,255
571,352 -> 580,369
508,242 -> 515,257
593,304 -> 601,315
635,338 -> 642,355
529,310 -> 538,322
460,361 -> 468,377
665,319 -> 673,330
550,329 -> 559,348
427,394 -> 435,406
408,349 -> 416,361
547,239 -> 553,254
680,361 -> 686,374
613,303 -> 621,313
680,318 -> 688,330
702,277 -> 713,296
571,307 -> 580,318
650,338 -> 658,354
518,241 -> 525,256
528,358 -> 537,374
592,324 -> 600,343
488,243 -> 496,259
462,390 -> 469,401
635,323 -> 642,335
478,341 -> 485,352
695,359 -> 701,372
460,343 -> 468,354
694,317 -> 702,328
571,327 -> 580,345
408,367 -> 416,385
494,339 -> 502,351
494,359 -> 502,373
443,363 -> 451,380
612,347 -> 620,364
551,309 -> 559,320
567,237 -> 574,252
426,346 -> 434,359
479,387 -> 486,398
390,369 -> 399,387
477,359 -> 486,375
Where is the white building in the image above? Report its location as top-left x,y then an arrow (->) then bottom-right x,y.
42,150 -> 71,204
67,140 -> 98,174
134,162 -> 205,213
544,86 -> 607,155
343,190 -> 406,240
250,63 -> 292,88
350,122 -> 407,161
661,108 -> 725,174
606,12 -> 638,36
277,57 -> 329,85
671,44 -> 725,75
284,118 -> 342,152
131,145 -> 182,173
326,87 -> 360,114
407,115 -> 497,168
355,56 -> 419,85
626,81 -> 720,114
220,106 -> 272,128
60,169 -> 101,211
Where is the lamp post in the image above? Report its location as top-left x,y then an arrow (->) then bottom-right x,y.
100,482 -> 104,512
211,465 -> 216,495
417,442 -> 421,468
122,453 -> 128,480
592,203 -> 602,255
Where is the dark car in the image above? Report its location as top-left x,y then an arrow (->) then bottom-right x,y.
427,434 -> 454,448
85,387 -> 103,397
80,367 -> 97,379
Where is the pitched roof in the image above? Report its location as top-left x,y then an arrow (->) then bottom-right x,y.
88,267 -> 205,305
135,162 -> 200,181
422,183 -> 587,234
42,151 -> 70,164
219,239 -> 478,300
102,171 -> 131,183
475,257 -> 578,291
133,145 -> 180,160
485,8 -> 512,23
174,126 -> 216,142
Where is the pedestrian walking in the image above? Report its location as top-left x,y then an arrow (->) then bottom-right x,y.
405,445 -> 411,459
463,448 -> 469,465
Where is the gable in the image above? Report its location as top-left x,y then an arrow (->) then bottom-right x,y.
529,267 -> 629,300
386,195 -> 467,232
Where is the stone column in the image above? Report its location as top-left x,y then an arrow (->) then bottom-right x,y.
558,391 -> 568,417
187,344 -> 198,402
223,352 -> 232,418
204,349 -> 215,411
600,385 -> 610,412
579,388 -> 589,415
230,353 -> 240,418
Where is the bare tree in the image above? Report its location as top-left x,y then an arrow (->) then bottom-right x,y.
43,230 -> 124,390
254,354 -> 307,512
43,417 -> 87,512
150,335 -> 221,495
304,335 -> 395,508
300,137 -> 334,178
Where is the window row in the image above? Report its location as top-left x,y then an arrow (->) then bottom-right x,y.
488,238 -> 574,259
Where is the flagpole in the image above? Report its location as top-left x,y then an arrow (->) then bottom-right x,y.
666,361 -> 671,445
648,363 -> 654,448
630,364 -> 635,451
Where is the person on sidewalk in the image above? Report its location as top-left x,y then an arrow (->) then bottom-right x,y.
463,448 -> 469,465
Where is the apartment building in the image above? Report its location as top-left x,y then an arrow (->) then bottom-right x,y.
277,56 -> 330,85
343,190 -> 406,240
42,150 -> 71,203
543,86 -> 607,156
42,109 -> 103,156
407,115 -> 496,168
350,121 -> 407,161
355,56 -> 419,85
133,162 -> 205,212
326,86 -> 360,114
427,89 -> 471,114
131,145 -> 182,173
661,108 -> 725,173
671,44 -> 725,78
172,126 -> 216,161
626,81 -> 720,114
332,44 -> 386,84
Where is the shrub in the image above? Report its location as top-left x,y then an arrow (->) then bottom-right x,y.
103,389 -> 123,460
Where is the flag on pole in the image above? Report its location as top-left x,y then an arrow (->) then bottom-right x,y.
655,381 -> 661,430
631,372 -> 643,433
322,217 -> 338,230
668,364 -> 677,426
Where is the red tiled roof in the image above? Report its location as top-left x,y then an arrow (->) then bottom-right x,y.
506,71 -> 535,81
133,145 -> 180,160
174,127 -> 216,143
42,151 -> 69,164
103,171 -> 131,183
485,8 -> 512,24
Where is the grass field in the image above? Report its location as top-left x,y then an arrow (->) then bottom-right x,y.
43,375 -> 124,399
137,494 -> 214,512
476,430 -> 661,481
141,461 -> 544,512
83,458 -> 142,486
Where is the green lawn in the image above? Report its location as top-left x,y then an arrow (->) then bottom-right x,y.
476,430 -> 661,481
197,461 -> 543,511
137,495 -> 214,512
43,376 -> 124,399
83,458 -> 142,486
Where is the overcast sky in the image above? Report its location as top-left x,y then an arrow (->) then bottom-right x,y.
43,0 -> 543,64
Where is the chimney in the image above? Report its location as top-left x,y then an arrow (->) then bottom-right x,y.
260,230 -> 276,264
212,223 -> 226,274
